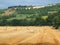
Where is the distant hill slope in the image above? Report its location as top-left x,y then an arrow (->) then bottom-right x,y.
0,4 -> 60,16
0,3 -> 60,26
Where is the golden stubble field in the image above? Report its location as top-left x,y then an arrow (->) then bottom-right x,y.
0,26 -> 60,45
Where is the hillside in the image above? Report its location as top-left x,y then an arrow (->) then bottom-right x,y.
0,26 -> 60,45
0,4 -> 60,18
0,4 -> 60,27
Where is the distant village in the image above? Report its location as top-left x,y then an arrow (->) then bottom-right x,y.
8,4 -> 57,9
8,5 -> 45,9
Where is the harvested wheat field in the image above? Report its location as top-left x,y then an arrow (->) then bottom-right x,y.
0,26 -> 60,45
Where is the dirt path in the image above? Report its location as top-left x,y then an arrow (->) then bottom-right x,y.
0,26 -> 60,45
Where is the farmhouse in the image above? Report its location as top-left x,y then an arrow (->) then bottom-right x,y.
33,6 -> 45,9
48,11 -> 58,14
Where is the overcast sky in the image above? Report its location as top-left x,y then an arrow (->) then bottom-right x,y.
0,0 -> 60,9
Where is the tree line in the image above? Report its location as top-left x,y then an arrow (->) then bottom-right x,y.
0,10 -> 60,29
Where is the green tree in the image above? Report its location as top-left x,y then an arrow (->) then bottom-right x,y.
53,16 -> 60,29
0,19 -> 7,26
